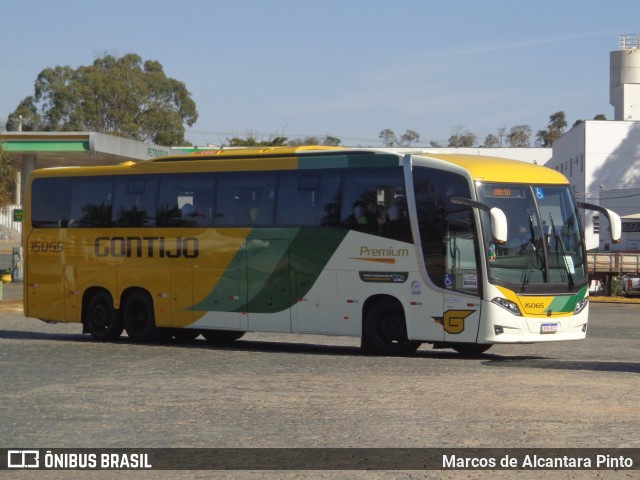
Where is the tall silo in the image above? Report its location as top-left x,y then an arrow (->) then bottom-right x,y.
610,34 -> 640,120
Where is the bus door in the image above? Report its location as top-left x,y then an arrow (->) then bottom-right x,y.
246,238 -> 292,333
442,210 -> 482,343
170,267 -> 194,327
294,269 -> 338,334
191,252 -> 245,331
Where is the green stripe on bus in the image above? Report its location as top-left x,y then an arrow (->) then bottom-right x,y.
548,286 -> 588,313
298,155 -> 349,169
298,153 -> 401,170
189,227 -> 348,313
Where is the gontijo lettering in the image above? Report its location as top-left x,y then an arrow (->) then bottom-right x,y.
94,236 -> 199,258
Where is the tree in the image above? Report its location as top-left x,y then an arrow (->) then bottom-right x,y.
323,135 -> 342,146
548,111 -> 567,132
379,129 -> 421,147
483,134 -> 499,147
506,125 -> 532,147
399,129 -> 420,147
288,136 -> 320,146
288,135 -> 342,147
535,111 -> 567,147
0,143 -> 16,209
378,129 -> 398,147
483,127 -> 506,147
227,133 -> 288,147
571,114 -> 606,129
5,97 -> 41,132
534,129 -> 547,147
448,125 -> 476,147
5,53 -> 198,146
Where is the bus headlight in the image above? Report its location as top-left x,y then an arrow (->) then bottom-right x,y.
574,296 -> 589,315
491,297 -> 522,316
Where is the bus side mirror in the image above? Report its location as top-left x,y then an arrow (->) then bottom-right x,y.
606,208 -> 622,244
577,202 -> 622,244
490,207 -> 508,245
450,197 -> 508,244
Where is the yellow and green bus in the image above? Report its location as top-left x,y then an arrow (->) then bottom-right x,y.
23,147 -> 620,355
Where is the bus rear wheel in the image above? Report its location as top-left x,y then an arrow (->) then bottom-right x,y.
85,291 -> 123,341
362,298 -> 421,356
123,291 -> 158,342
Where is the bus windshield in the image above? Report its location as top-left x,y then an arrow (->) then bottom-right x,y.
477,183 -> 587,292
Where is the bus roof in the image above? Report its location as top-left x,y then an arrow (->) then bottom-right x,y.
29,146 -> 568,185
415,152 -> 568,185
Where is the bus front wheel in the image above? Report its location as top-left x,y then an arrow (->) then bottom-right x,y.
362,298 -> 421,356
450,343 -> 492,356
123,291 -> 158,342
85,291 -> 123,341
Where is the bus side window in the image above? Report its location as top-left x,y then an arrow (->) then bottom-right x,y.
157,174 -> 215,227
277,172 -> 341,227
31,177 -> 72,228
215,173 -> 276,227
69,178 -> 114,228
112,176 -> 158,227
341,168 -> 408,240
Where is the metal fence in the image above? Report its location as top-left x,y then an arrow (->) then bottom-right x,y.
0,205 -> 22,236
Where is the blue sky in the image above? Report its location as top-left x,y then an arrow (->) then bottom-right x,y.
2,0 -> 640,147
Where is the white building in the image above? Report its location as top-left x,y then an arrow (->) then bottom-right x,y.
546,35 -> 640,251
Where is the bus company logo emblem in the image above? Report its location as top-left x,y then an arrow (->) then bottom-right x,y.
432,310 -> 475,334
8,450 -> 39,468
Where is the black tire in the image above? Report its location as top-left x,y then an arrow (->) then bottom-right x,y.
85,291 -> 123,341
202,330 -> 245,345
362,298 -> 421,355
450,343 -> 492,356
123,291 -> 158,342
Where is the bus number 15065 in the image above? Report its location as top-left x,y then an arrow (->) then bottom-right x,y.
30,241 -> 64,253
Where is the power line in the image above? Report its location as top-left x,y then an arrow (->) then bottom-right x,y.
184,129 -> 458,146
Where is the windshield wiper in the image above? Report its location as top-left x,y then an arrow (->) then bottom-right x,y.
548,213 -> 574,289
520,213 -> 541,291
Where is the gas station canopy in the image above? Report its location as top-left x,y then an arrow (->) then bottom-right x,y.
1,132 -> 176,203
1,131 -> 174,170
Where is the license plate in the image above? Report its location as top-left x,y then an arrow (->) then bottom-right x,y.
540,323 -> 559,334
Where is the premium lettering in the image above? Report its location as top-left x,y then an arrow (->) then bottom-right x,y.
94,236 -> 199,258
359,245 -> 409,257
